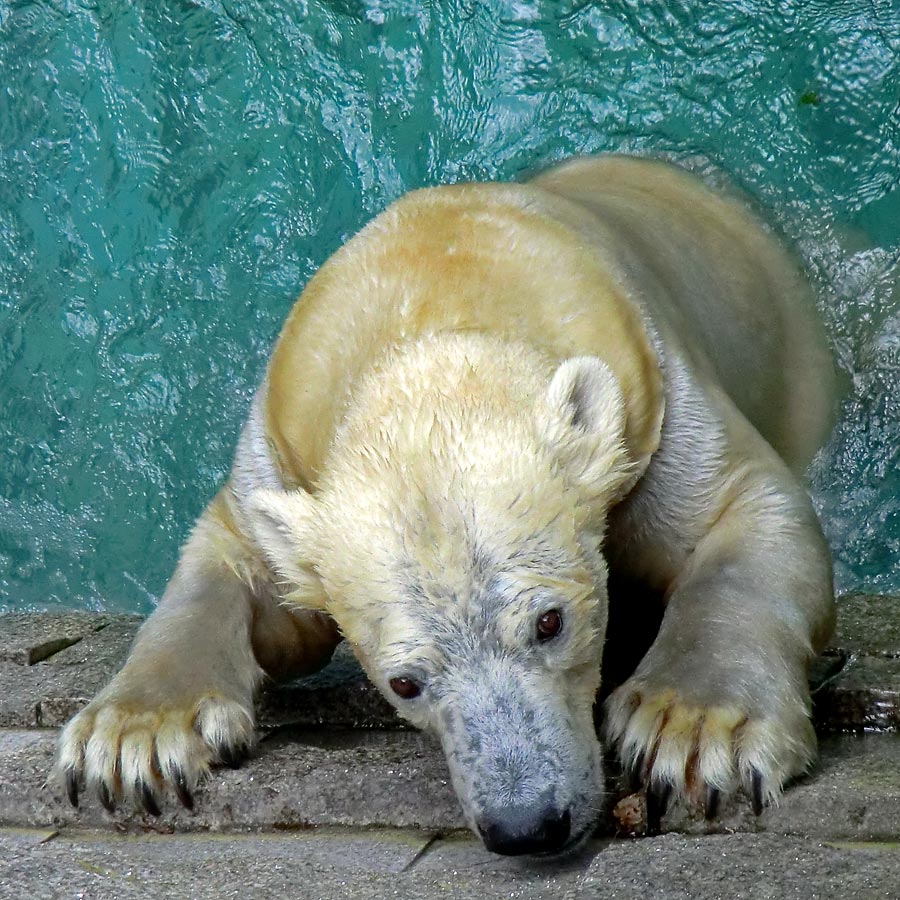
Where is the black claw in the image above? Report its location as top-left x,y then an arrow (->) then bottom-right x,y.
150,746 -> 162,779
704,785 -> 720,821
173,769 -> 194,811
627,752 -> 645,792
218,744 -> 245,770
140,781 -> 161,817
646,782 -> 672,836
751,770 -> 764,817
65,769 -> 79,808
99,782 -> 116,814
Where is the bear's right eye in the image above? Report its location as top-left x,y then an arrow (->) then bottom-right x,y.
389,676 -> 421,699
536,609 -> 563,641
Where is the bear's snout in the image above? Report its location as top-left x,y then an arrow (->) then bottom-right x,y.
477,806 -> 572,856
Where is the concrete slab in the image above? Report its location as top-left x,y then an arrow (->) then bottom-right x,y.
0,826 -> 438,900
0,613 -> 113,665
3,603 -> 900,734
1,828 -> 899,900
576,832 -> 900,900
831,593 -> 900,658
0,726 -> 465,832
0,617 -> 140,728
2,725 -> 898,841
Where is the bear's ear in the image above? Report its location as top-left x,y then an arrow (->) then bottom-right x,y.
246,488 -> 328,611
536,357 -> 635,507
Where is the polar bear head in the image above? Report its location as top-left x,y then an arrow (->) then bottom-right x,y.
249,335 -> 635,856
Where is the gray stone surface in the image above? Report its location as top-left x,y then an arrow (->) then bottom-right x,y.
0,613 -> 113,665
0,618 -> 140,728
4,599 -> 900,733
576,833 -> 900,900
0,726 -> 465,832
814,655 -> 900,732
830,593 -> 900,658
0,827 -> 437,900
3,725 -> 899,840
1,827 -> 899,900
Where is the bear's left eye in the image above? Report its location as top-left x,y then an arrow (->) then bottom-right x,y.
389,676 -> 421,699
536,609 -> 563,641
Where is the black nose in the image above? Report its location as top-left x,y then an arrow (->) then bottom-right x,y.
477,807 -> 572,856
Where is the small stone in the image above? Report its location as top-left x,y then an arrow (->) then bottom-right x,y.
612,792 -> 645,837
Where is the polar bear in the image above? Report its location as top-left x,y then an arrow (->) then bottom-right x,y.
55,155 -> 835,856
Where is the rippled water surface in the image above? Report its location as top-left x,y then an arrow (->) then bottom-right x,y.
1,0 -> 899,612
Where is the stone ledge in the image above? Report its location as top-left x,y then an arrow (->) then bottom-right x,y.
0,617 -> 142,728
0,727 -> 462,833
0,613 -> 114,666
0,614 -> 402,731
1,728 -> 898,841
827,593 -> 900,659
1,594 -> 898,734
3,829 -> 899,900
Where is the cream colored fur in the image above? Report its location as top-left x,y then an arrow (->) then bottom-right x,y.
55,155 -> 835,851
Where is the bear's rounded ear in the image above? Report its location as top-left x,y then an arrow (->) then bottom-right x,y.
246,488 -> 328,610
536,357 -> 635,507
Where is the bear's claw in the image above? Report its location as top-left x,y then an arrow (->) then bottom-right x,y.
645,781 -> 672,836
65,768 -> 79,808
604,682 -> 816,828
98,781 -> 116,814
704,784 -> 720,820
55,692 -> 255,816
751,768 -> 764,817
217,742 -> 248,770
626,750 -> 644,792
173,768 -> 194,810
138,781 -> 161,817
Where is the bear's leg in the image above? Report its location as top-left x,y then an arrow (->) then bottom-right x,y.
54,490 -> 339,814
604,433 -> 834,826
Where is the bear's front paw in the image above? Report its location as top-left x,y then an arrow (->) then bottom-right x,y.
54,689 -> 255,815
603,683 -> 816,831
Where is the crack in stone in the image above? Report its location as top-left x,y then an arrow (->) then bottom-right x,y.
27,635 -> 83,665
401,832 -> 442,872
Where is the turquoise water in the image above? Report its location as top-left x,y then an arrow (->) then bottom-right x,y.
1,0 -> 899,614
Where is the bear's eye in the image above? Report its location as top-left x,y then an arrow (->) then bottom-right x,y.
536,609 -> 563,641
389,676 -> 421,699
